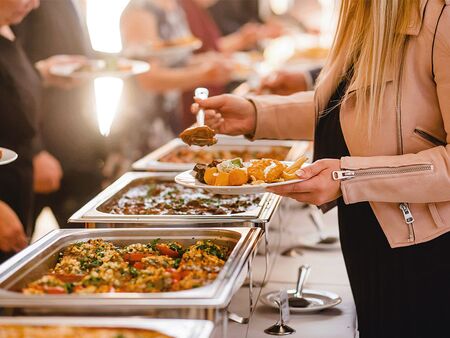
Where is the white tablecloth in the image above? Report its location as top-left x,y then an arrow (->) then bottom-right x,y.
227,199 -> 357,338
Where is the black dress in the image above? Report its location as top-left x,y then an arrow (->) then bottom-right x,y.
0,34 -> 41,261
15,0 -> 107,228
315,76 -> 450,338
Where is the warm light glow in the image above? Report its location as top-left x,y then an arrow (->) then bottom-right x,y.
269,0 -> 293,15
86,0 -> 129,53
94,77 -> 123,137
263,36 -> 296,70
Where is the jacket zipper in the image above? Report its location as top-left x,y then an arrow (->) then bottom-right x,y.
399,203 -> 415,242
333,163 -> 433,243
414,129 -> 446,147
332,164 -> 433,180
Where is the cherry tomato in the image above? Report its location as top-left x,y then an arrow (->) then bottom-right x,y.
156,244 -> 179,258
123,252 -> 146,262
44,286 -> 67,294
54,273 -> 84,283
133,262 -> 145,269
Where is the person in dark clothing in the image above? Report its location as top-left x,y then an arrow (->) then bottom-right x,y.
16,0 -> 107,228
208,0 -> 261,35
0,0 -> 41,262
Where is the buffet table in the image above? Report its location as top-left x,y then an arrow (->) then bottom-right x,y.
228,200 -> 357,338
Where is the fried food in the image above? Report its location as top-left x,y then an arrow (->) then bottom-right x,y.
285,156 -> 308,174
195,156 -> 308,186
248,159 -> 285,183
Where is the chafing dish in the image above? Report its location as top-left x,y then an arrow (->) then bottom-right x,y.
68,172 -> 281,226
0,317 -> 214,338
132,137 -> 309,172
0,227 -> 261,315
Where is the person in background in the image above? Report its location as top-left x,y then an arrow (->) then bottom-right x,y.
208,0 -> 261,36
193,0 -> 450,336
15,0 -> 106,228
258,67 -> 322,95
0,0 -> 73,261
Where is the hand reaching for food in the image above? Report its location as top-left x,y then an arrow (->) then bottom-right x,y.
191,94 -> 257,136
0,201 -> 28,252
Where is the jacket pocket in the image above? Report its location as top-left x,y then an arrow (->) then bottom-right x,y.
414,128 -> 446,147
428,202 -> 447,228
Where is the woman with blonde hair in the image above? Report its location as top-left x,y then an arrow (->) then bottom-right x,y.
192,0 -> 450,336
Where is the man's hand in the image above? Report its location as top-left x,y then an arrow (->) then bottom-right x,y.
35,54 -> 87,89
0,201 -> 28,252
258,70 -> 308,95
33,151 -> 63,194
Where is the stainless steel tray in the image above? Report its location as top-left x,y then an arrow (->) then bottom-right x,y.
132,137 -> 309,172
0,317 -> 214,338
0,227 -> 262,313
69,172 -> 281,225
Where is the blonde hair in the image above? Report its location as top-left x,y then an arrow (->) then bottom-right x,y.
318,0 -> 420,133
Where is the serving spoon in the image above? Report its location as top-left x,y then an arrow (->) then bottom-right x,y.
179,88 -> 218,147
288,264 -> 311,308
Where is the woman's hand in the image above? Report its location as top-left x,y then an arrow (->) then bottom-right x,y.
191,94 -> 256,136
257,70 -> 308,95
35,54 -> 87,89
268,159 -> 342,205
0,201 -> 28,252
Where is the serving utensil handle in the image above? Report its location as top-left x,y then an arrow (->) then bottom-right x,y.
294,264 -> 311,298
195,87 -> 209,126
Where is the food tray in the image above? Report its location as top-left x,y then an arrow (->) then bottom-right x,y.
0,317 -> 214,338
132,137 -> 309,172
68,172 -> 281,226
0,227 -> 262,314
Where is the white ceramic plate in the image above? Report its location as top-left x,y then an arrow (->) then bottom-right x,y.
261,288 -> 342,313
50,59 -> 150,79
0,147 -> 18,165
174,162 -> 306,195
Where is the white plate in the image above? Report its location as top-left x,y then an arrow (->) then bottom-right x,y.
261,288 -> 342,313
174,162 -> 306,195
0,147 -> 18,165
50,58 -> 150,79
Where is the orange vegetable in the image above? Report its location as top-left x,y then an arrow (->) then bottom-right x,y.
214,172 -> 230,186
204,167 -> 218,185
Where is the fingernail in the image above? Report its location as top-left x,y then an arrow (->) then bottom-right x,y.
295,169 -> 305,177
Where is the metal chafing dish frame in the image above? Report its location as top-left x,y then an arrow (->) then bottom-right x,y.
0,227 -> 262,338
131,137 -> 309,172
68,172 -> 282,227
0,317 -> 214,338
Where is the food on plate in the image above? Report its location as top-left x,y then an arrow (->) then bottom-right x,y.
74,59 -> 132,73
193,156 -> 308,186
0,149 -> 2,159
159,146 -> 291,163
23,238 -> 230,294
0,325 -> 171,338
179,125 -> 217,147
98,179 -> 261,215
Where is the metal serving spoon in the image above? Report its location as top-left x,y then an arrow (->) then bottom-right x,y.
288,264 -> 311,308
179,88 -> 218,147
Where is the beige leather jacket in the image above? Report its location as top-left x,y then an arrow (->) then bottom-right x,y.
250,0 -> 450,248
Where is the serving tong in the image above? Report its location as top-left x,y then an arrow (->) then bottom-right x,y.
179,88 -> 218,147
